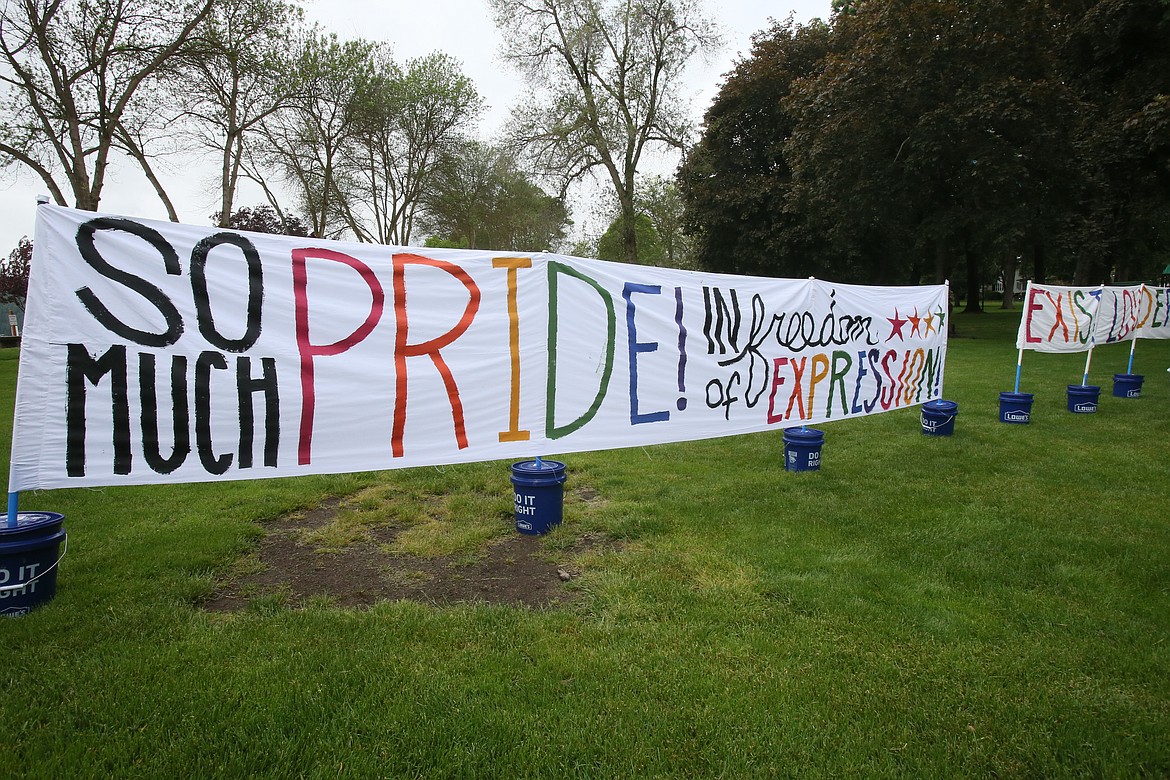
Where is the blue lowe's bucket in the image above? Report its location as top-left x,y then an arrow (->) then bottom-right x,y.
510,460 -> 567,535
921,399 -> 958,436
0,512 -> 67,617
783,427 -> 824,472
1066,384 -> 1100,414
999,392 -> 1034,424
1112,373 -> 1144,398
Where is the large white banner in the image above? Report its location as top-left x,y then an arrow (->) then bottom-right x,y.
9,206 -> 949,491
1016,281 -> 1170,351
1016,281 -> 1104,352
1131,285 -> 1170,340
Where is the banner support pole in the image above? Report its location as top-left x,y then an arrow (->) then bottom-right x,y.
1014,349 -> 1024,394
1082,346 -> 1095,386
7,491 -> 17,528
1126,338 -> 1137,374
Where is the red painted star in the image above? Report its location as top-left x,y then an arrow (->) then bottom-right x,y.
887,308 -> 907,341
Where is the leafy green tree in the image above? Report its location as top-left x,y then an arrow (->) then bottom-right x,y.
489,0 -> 719,264
1058,0 -> 1170,283
252,33 -> 380,238
598,213 -> 664,264
636,175 -> 693,268
211,205 -> 309,236
786,0 -> 1083,300
420,140 -> 568,251
180,0 -> 306,227
342,52 -> 482,245
678,17 -> 833,278
682,0 -> 1169,292
0,236 -> 32,304
0,0 -> 216,211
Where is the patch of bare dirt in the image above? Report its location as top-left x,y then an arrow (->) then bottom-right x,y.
202,495 -> 614,612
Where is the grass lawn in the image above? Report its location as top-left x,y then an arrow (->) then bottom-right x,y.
2,309 -> 1168,777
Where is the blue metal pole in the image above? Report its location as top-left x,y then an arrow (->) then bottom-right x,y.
6,491 -> 17,528
1126,338 -> 1137,374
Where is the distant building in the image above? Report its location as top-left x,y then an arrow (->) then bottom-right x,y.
2,299 -> 25,340
991,269 -> 1028,300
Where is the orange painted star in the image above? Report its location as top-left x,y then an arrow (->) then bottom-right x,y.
907,307 -> 922,337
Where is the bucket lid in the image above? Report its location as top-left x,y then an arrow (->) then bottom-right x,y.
1067,384 -> 1100,393
512,459 -> 566,475
783,427 -> 824,442
923,399 -> 957,412
1,511 -> 65,536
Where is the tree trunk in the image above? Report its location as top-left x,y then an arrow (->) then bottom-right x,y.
964,245 -> 983,313
621,201 -> 638,264
1000,253 -> 1018,309
933,235 -> 950,285
1032,243 -> 1046,284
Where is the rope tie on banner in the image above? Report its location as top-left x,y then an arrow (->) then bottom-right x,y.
0,533 -> 68,593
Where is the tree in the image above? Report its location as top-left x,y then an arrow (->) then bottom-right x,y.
211,204 -> 309,236
597,212 -> 663,264
342,52 -> 482,244
489,0 -> 719,264
419,139 -> 569,251
785,0 -> 1083,297
1058,0 -> 1170,283
179,0 -> 305,227
636,175 -> 693,268
251,32 -> 380,239
0,0 -> 216,211
0,236 -> 32,303
678,17 -> 833,278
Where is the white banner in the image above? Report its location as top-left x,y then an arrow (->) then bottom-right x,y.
1134,285 -> 1170,340
1092,284 -> 1170,343
1016,281 -> 1104,353
9,206 -> 949,491
1017,281 -> 1170,351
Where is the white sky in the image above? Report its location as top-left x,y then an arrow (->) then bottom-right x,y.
0,0 -> 832,253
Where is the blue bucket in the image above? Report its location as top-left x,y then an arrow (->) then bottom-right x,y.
921,399 -> 958,436
510,460 -> 567,535
1066,384 -> 1100,414
998,392 -> 1034,424
0,512 -> 67,617
1112,373 -> 1143,398
783,427 -> 824,472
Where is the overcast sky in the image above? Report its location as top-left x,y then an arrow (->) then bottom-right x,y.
0,0 -> 832,254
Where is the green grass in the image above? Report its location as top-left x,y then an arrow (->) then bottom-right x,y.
2,309 -> 1169,778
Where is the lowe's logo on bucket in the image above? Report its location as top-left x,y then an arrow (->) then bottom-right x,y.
788,452 -> 797,464
1074,402 -> 1097,413
1004,411 -> 1030,422
1126,389 -> 1140,398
